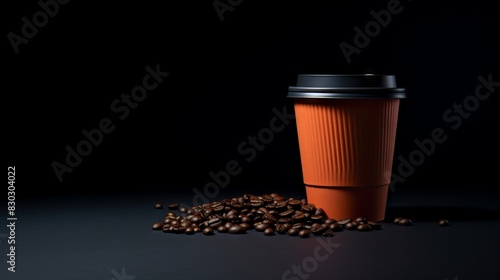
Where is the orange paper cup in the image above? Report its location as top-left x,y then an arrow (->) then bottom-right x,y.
288,74 -> 405,221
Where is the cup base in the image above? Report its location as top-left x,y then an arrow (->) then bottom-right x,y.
305,184 -> 388,221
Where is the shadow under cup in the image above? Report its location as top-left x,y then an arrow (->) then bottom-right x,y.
288,74 -> 406,221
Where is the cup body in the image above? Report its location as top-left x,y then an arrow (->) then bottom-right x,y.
288,74 -> 405,221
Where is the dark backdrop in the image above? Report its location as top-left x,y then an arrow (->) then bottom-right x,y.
5,0 -> 498,198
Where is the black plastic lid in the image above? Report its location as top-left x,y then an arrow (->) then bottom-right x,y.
288,74 -> 406,99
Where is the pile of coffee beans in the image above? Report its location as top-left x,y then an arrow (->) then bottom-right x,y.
151,193 -> 384,238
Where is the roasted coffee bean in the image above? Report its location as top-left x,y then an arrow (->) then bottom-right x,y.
217,225 -> 228,233
185,227 -> 195,235
264,228 -> 275,236
240,223 -> 251,230
357,224 -> 372,231
398,218 -> 412,226
226,214 -> 238,222
166,211 -> 177,217
314,208 -> 326,216
311,215 -> 324,222
241,216 -> 252,223
344,222 -> 356,230
152,222 -> 163,230
329,223 -> 344,232
202,227 -> 214,235
154,203 -> 163,209
172,226 -> 186,234
324,219 -> 337,224
301,204 -> 315,212
268,210 -> 279,216
263,213 -> 278,223
438,219 -> 450,227
171,220 -> 180,227
255,223 -> 271,232
322,229 -> 335,237
152,193 -> 389,237
367,221 -> 382,230
256,207 -> 268,215
393,217 -> 403,224
208,218 -> 222,228
292,223 -> 305,229
276,223 -> 287,234
193,226 -> 202,233
250,200 -> 264,207
262,195 -> 274,203
229,225 -> 246,234
298,229 -> 310,238
162,226 -> 173,233
164,203 -> 177,210
289,200 -> 302,208
355,217 -> 367,223
180,221 -> 191,228
279,218 -> 293,223
274,201 -> 288,209
190,215 -> 204,223
311,225 -> 326,235
338,218 -> 352,225
292,213 -> 306,222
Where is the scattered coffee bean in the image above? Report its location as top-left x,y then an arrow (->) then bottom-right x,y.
193,226 -> 202,233
154,203 -> 163,209
322,229 -> 335,237
298,229 -> 310,238
288,228 -> 299,236
367,221 -> 382,230
329,223 -> 344,232
255,223 -> 271,232
324,219 -> 337,224
315,208 -> 326,216
344,222 -> 356,230
167,203 -> 179,210
357,224 -> 372,231
398,218 -> 412,226
202,227 -> 214,235
393,217 -> 403,224
152,222 -> 163,230
229,225 -> 246,234
311,224 -> 327,235
185,227 -> 195,235
438,219 -> 450,227
355,217 -> 367,223
240,223 -> 251,231
151,193 -> 401,238
217,225 -> 228,233
338,218 -> 352,225
264,228 -> 275,236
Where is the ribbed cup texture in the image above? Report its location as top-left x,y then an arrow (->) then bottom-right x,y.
294,99 -> 400,187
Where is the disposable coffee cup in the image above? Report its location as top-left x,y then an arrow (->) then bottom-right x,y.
288,74 -> 405,221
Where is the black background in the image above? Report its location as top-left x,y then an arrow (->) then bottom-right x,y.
5,0 -> 498,197
3,1 -> 500,280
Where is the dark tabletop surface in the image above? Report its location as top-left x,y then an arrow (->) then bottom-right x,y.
1,187 -> 499,280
